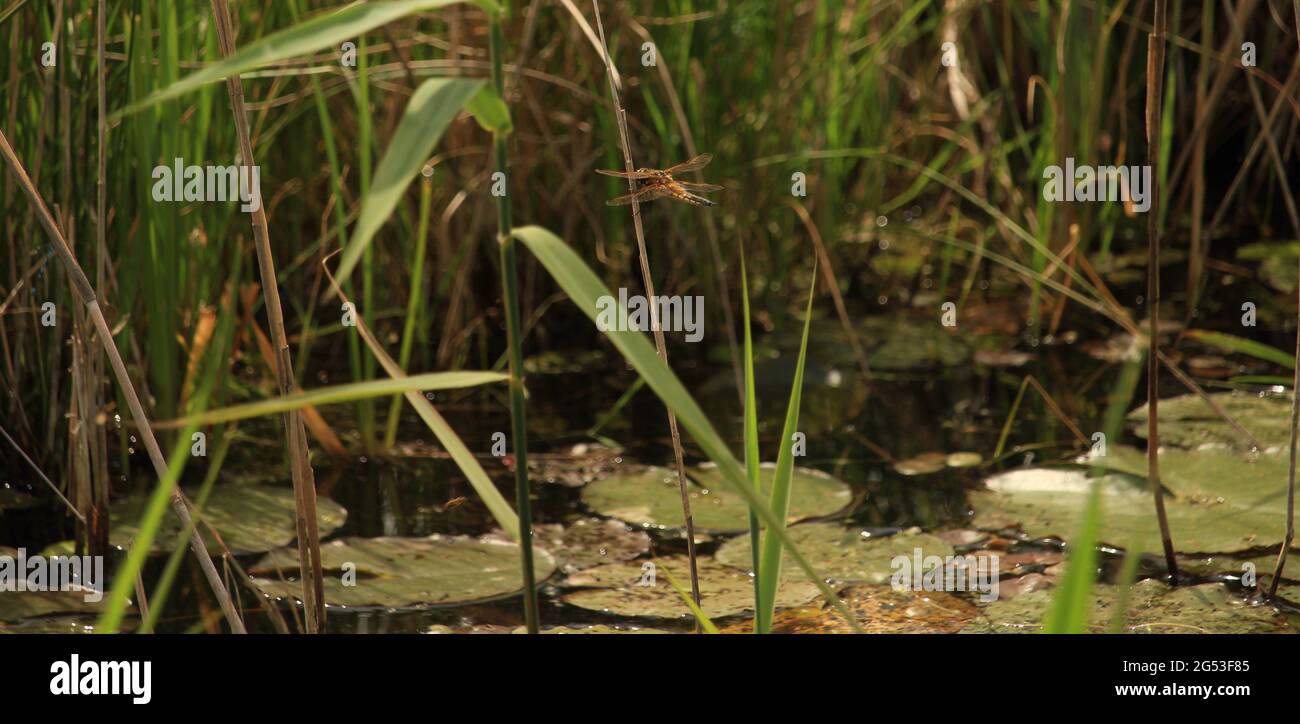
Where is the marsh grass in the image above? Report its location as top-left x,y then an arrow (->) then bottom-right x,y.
3,0 -> 1300,634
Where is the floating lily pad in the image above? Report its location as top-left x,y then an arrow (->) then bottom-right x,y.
582,464 -> 852,533
109,484 -> 347,555
1127,391 -> 1291,450
562,555 -> 821,620
534,517 -> 651,572
971,448 -> 1296,554
0,590 -> 107,622
251,535 -> 555,609
721,585 -> 981,633
961,580 -> 1289,633
716,523 -> 954,584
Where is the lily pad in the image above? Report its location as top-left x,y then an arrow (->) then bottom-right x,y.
110,484 -> 347,555
961,580 -> 1289,633
716,523 -> 954,584
971,448 -> 1297,554
251,535 -> 555,609
562,555 -> 821,620
534,517 -> 651,572
721,585 -> 981,633
0,590 -> 107,622
1127,391 -> 1291,451
582,464 -> 852,533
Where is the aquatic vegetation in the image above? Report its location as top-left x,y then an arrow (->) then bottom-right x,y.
1,0 -> 1299,642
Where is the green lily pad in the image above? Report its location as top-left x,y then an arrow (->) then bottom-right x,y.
251,535 -> 555,609
715,523 -> 954,584
562,555 -> 821,620
582,464 -> 852,533
109,484 -> 347,555
0,590 -> 107,622
961,580 -> 1289,633
1127,391 -> 1291,450
972,445 -> 1300,554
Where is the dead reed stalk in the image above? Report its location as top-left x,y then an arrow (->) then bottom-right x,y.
208,0 -> 326,633
590,0 -> 703,624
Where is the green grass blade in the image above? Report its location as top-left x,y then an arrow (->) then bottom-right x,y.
114,0 -> 497,117
1042,480 -> 1103,634
756,261 -> 817,633
661,565 -> 719,634
1183,329 -> 1295,369
333,77 -> 483,286
513,225 -> 864,632
164,371 -> 506,427
739,245 -> 763,631
97,423 -> 198,633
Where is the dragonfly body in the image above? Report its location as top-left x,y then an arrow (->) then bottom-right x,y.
597,154 -> 722,207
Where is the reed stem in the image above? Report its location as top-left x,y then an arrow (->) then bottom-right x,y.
209,0 -> 326,632
1267,0 -> 1300,597
590,0 -> 702,627
1144,0 -> 1178,580
490,10 -> 540,633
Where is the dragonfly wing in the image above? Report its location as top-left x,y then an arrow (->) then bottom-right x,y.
666,153 -> 713,174
676,181 -> 723,192
606,184 -> 672,206
597,168 -> 657,179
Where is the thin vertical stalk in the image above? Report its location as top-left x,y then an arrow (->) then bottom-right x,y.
489,10 -> 539,633
0,126 -> 245,634
209,0 -> 325,632
1144,0 -> 1177,580
591,0 -> 703,629
1267,0 -> 1300,597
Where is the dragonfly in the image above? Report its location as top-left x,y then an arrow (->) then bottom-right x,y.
597,153 -> 723,207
